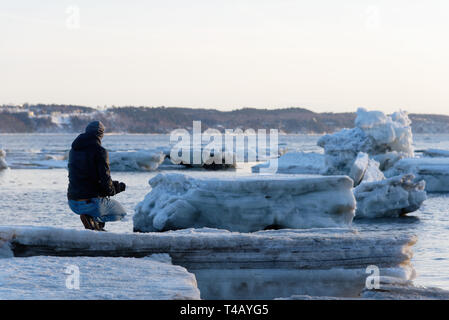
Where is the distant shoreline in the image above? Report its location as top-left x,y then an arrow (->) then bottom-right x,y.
2,104 -> 449,134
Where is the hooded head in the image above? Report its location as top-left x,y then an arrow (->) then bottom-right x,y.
85,121 -> 105,139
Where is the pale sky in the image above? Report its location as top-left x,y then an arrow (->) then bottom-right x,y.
1,0 -> 448,114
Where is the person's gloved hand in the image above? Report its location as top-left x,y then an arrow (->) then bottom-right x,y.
112,180 -> 126,194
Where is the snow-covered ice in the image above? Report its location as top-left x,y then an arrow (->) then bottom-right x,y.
349,152 -> 369,186
0,226 -> 416,299
344,152 -> 426,218
362,158 -> 386,183
2,226 -> 413,268
318,108 -> 414,175
251,152 -> 324,174
109,150 -> 167,171
315,108 -> 428,216
316,109 -> 449,194
348,152 -> 385,186
354,174 -> 427,218
133,173 -> 356,232
0,255 -> 200,300
318,127 -> 368,175
372,151 -> 406,171
386,158 -> 449,193
0,149 -> 8,170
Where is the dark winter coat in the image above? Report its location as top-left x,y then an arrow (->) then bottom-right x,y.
67,121 -> 120,200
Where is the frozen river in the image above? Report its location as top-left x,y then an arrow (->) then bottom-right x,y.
1,133 -> 449,293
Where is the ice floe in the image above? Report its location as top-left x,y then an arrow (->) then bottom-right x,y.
354,174 -> 427,218
108,150 -> 167,171
133,173 -> 356,232
385,158 -> 449,193
318,108 -> 413,175
348,152 -> 370,186
0,226 -> 416,299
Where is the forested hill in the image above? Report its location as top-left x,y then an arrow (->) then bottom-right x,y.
1,104 -> 449,134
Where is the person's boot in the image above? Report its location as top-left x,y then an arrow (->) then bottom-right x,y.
96,221 -> 106,232
80,214 -> 96,230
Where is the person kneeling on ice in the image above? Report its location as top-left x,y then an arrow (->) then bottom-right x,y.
67,121 -> 127,231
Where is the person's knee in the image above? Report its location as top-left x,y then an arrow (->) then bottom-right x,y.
111,199 -> 126,214
101,198 -> 127,216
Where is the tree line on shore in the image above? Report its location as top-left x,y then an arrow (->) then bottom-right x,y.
1,104 -> 448,134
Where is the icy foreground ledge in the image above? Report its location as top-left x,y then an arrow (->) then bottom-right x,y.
354,174 -> 427,218
0,255 -> 200,300
0,226 -> 415,268
386,158 -> 449,193
133,173 -> 356,232
0,226 -> 416,299
0,149 -> 8,170
251,152 -> 324,174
